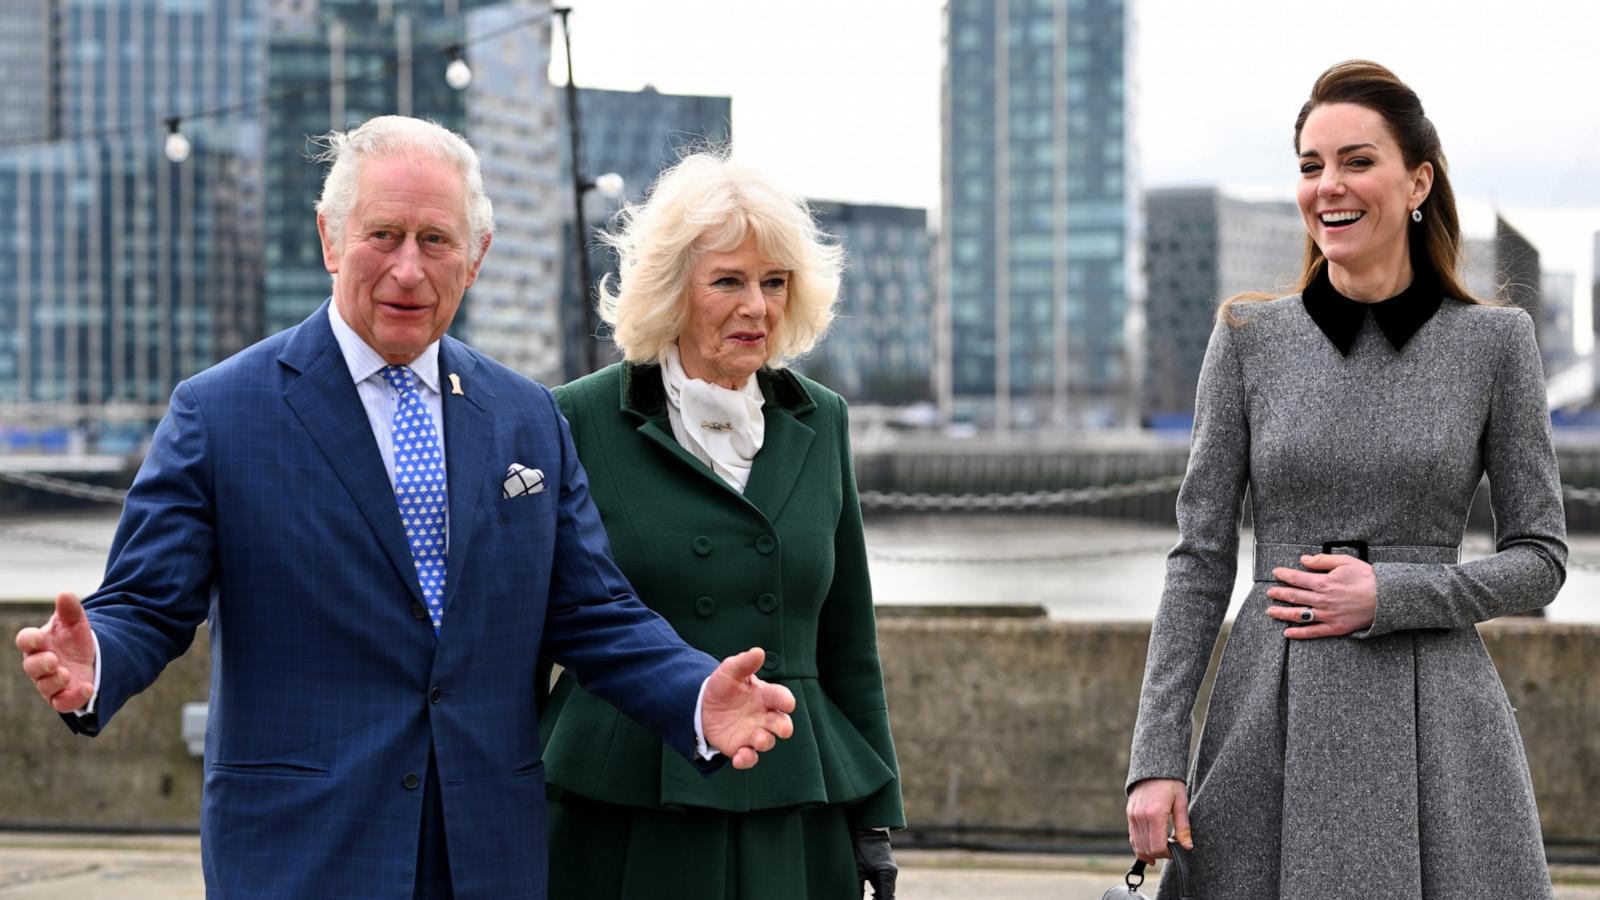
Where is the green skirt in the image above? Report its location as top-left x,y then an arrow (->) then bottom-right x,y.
546,792 -> 857,900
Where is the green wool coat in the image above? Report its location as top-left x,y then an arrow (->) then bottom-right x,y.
542,362 -> 904,830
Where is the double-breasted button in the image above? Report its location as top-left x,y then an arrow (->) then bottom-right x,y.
429,686 -> 442,704
410,602 -> 427,621
756,592 -> 778,614
755,535 -> 776,555
760,653 -> 782,675
695,596 -> 716,617
692,536 -> 713,556
402,772 -> 421,790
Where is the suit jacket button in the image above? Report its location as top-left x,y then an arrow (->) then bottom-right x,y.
760,652 -> 782,675
402,772 -> 421,790
692,536 -> 713,556
755,535 -> 776,555
429,686 -> 442,704
410,602 -> 427,621
696,596 -> 716,617
756,592 -> 778,613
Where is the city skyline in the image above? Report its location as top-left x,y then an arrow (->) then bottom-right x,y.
550,0 -> 1600,349
3,0 -> 1595,441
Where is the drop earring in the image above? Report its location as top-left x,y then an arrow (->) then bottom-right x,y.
1411,207 -> 1423,223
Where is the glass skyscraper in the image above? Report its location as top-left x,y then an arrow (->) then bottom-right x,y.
263,0 -> 477,335
804,201 -> 934,405
262,0 -> 565,384
940,0 -> 1139,431
0,0 -> 263,445
462,2 -> 565,384
560,85 -> 732,381
1141,188 -> 1301,426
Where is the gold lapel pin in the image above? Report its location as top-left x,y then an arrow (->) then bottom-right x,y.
447,373 -> 464,396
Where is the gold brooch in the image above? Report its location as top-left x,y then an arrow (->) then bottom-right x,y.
700,420 -> 733,432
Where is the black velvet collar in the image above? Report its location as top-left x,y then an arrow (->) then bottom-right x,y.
1301,249 -> 1444,356
618,362 -> 816,419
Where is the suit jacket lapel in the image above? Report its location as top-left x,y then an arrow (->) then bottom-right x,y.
439,338 -> 493,610
279,307 -> 425,606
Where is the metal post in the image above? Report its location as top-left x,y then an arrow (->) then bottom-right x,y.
555,7 -> 597,374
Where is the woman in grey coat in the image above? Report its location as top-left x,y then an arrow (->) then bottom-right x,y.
1125,60 -> 1567,898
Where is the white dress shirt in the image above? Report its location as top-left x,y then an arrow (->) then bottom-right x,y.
327,303 -> 447,505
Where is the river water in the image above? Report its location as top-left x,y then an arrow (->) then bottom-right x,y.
4,511 -> 1595,623
864,513 -> 1600,624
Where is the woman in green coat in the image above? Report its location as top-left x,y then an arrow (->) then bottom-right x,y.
542,153 -> 903,899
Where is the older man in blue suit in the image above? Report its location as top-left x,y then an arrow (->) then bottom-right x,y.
14,116 -> 796,899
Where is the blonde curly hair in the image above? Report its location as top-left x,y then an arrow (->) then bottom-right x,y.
596,152 -> 842,367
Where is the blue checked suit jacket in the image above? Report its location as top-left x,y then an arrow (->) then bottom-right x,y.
65,302 -> 718,898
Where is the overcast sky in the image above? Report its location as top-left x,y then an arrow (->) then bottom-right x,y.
551,0 -> 1600,349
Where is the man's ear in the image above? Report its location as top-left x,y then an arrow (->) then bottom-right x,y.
464,233 -> 493,289
317,213 -> 341,275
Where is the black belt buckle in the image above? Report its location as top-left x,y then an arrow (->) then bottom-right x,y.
1322,539 -> 1369,561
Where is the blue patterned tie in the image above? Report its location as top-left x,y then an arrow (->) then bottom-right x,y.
381,365 -> 448,633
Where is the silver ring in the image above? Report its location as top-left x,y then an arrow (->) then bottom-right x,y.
1298,608 -> 1316,623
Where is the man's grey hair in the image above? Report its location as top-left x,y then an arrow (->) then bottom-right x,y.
313,116 -> 495,261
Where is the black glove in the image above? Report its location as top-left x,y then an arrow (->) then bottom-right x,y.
852,828 -> 896,900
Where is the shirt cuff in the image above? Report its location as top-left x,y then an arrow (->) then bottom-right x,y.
72,629 -> 102,718
693,675 -> 720,761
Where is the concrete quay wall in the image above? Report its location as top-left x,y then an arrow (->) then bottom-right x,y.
2,605 -> 1595,854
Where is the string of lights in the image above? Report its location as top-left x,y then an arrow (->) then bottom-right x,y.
0,6 -> 562,161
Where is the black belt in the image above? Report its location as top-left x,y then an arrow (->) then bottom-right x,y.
1251,541 -> 1459,582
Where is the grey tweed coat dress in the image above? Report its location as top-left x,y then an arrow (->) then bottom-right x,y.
1128,291 -> 1568,899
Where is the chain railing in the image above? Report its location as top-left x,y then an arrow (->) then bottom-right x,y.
0,470 -> 129,504
5,467 -> 1600,511
867,540 -> 1177,566
859,475 -> 1186,513
0,524 -> 113,556
1566,485 -> 1600,506
3,470 -> 1598,574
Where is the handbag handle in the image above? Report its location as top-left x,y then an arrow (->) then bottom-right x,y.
1165,838 -> 1195,900
1123,858 -> 1148,891
1121,840 -> 1194,899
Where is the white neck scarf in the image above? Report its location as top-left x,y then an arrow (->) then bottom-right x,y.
660,342 -> 765,493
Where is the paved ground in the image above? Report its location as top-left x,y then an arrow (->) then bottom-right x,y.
1,834 -> 1596,898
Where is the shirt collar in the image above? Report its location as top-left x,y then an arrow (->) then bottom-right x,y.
1301,248 -> 1444,356
327,299 -> 442,394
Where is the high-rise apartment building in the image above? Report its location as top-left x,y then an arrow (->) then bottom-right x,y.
0,0 -> 263,444
0,5 -> 52,142
803,202 -> 933,405
560,86 -> 732,381
262,0 -> 565,383
940,0 -> 1139,431
1142,188 -> 1302,425
459,2 -> 565,384
1540,270 -> 1575,371
263,0 -> 474,335
1496,215 -> 1541,363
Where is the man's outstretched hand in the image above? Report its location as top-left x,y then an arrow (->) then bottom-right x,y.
700,647 -> 796,770
15,592 -> 96,713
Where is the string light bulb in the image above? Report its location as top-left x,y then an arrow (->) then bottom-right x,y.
444,46 -> 472,90
593,172 -> 624,199
163,117 -> 191,163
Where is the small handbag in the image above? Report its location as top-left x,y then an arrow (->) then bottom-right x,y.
1101,839 -> 1194,900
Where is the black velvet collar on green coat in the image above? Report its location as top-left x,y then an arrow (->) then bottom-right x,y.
618,361 -> 817,420
1301,247 -> 1445,356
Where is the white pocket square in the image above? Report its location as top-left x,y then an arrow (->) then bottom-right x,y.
502,463 -> 545,499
